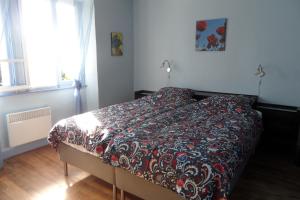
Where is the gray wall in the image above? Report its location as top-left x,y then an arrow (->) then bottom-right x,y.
94,0 -> 134,108
133,0 -> 300,107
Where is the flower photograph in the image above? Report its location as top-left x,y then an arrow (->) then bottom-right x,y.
196,18 -> 227,51
111,32 -> 123,56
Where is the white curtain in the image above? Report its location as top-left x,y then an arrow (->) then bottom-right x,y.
73,0 -> 94,114
0,0 -> 26,87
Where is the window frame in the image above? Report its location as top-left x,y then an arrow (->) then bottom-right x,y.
0,0 -> 82,94
0,58 -> 30,92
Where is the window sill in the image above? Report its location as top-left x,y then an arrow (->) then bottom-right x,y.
0,85 -> 87,98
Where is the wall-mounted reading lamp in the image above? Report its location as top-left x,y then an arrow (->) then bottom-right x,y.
255,64 -> 266,97
160,60 -> 172,79
255,64 -> 266,78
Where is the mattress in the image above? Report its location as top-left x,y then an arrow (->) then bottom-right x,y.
61,141 -> 99,157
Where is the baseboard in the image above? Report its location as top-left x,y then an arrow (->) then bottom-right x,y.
2,138 -> 48,160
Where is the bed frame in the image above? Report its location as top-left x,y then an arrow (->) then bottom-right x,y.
58,90 -> 259,200
58,143 -> 183,200
58,143 -> 117,200
135,89 -> 258,106
59,142 -> 256,200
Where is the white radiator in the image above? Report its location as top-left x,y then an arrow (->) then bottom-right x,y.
7,107 -> 52,147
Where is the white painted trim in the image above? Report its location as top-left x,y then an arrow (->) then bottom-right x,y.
0,59 -> 24,63
0,85 -> 29,93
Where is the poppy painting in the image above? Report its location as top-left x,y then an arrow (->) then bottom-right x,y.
111,32 -> 123,56
196,18 -> 227,51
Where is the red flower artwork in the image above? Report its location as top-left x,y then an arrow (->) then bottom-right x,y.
216,26 -> 225,36
197,20 -> 207,31
196,18 -> 227,51
207,34 -> 218,48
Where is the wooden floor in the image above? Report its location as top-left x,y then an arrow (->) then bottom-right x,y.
0,146 -> 300,200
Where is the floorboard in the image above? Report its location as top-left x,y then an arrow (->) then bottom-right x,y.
0,146 -> 300,200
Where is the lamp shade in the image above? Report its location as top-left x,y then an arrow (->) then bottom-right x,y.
166,66 -> 171,73
160,60 -> 172,79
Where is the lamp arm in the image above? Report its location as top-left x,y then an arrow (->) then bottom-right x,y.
161,60 -> 171,69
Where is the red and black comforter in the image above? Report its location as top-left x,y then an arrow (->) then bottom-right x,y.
102,95 -> 262,200
48,87 -> 195,155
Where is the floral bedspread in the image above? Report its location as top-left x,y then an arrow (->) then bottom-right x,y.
48,87 -> 194,155
103,95 -> 262,200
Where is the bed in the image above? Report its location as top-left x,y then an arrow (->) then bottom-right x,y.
48,88 -> 262,200
104,95 -> 262,200
48,87 -> 195,200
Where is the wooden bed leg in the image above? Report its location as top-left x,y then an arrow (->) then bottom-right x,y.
64,162 -> 68,176
113,185 -> 117,200
120,189 -> 125,200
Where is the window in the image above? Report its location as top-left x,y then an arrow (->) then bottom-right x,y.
0,0 -> 26,90
0,0 -> 89,93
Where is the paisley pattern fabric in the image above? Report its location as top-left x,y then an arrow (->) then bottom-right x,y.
48,87 -> 194,155
48,90 -> 262,200
103,95 -> 262,200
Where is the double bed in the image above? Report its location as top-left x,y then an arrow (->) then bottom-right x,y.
48,87 -> 262,200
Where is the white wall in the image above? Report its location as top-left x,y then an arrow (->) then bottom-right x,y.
133,0 -> 300,107
94,0 -> 134,108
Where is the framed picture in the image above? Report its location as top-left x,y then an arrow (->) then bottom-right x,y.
196,18 -> 227,51
111,32 -> 123,56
